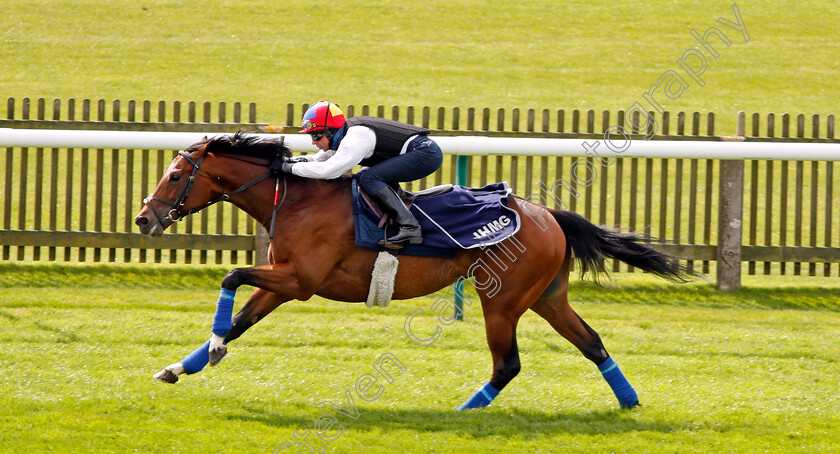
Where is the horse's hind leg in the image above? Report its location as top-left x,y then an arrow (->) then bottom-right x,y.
153,288 -> 285,383
529,257 -> 640,408
457,263 -> 558,410
458,312 -> 521,411
457,310 -> 522,410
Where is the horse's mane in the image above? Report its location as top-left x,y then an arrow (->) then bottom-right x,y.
202,132 -> 291,160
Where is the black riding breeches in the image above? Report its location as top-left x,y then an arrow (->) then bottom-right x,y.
357,136 -> 443,195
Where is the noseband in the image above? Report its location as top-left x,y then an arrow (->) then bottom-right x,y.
142,149 -> 278,228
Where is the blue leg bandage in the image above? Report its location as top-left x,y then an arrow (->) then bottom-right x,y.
598,357 -> 639,408
181,340 -> 211,375
456,382 -> 499,411
212,288 -> 236,338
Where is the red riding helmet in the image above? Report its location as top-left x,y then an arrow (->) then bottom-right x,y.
299,101 -> 346,134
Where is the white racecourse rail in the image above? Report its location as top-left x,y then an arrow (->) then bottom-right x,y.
1,128 -> 839,160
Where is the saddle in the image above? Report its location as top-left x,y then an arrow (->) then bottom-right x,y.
359,184 -> 454,228
352,178 -> 519,255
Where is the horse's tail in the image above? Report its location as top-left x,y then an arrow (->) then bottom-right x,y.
550,209 -> 697,283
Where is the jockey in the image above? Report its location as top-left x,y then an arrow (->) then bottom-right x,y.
283,100 -> 443,246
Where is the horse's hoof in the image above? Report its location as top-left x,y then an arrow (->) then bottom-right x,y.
209,345 -> 227,366
153,368 -> 179,384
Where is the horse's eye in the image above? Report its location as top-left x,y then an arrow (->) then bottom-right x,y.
170,173 -> 182,183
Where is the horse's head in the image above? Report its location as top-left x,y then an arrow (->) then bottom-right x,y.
134,133 -> 291,236
134,137 -> 223,236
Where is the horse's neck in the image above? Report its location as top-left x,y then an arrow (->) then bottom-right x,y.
225,168 -> 350,228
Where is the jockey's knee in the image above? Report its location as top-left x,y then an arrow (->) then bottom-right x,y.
358,170 -> 387,195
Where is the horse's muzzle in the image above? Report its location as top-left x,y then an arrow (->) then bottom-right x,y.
134,211 -> 164,237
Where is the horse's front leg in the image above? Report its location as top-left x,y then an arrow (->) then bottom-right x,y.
154,263 -> 312,384
207,287 -> 285,366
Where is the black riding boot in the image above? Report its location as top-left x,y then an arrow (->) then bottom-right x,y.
372,186 -> 423,246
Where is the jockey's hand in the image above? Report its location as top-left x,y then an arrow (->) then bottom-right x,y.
287,156 -> 309,163
281,161 -> 295,173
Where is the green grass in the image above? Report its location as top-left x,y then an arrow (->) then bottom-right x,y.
1,263 -> 838,453
2,1 -> 839,133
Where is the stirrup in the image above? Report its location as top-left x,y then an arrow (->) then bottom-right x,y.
378,227 -> 423,248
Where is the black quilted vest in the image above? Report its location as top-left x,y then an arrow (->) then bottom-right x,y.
345,116 -> 431,166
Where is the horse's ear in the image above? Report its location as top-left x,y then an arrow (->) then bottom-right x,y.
193,140 -> 212,159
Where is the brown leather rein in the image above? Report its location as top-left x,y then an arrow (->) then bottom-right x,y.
142,149 -> 287,238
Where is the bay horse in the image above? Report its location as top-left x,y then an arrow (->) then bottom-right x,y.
134,133 -> 692,410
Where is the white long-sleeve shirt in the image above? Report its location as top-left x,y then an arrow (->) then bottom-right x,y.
290,126 -> 377,179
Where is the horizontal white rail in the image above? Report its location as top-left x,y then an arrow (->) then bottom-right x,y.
0,129 -> 314,152
1,128 -> 839,160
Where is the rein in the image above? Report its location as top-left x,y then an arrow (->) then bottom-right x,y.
143,149 -> 287,238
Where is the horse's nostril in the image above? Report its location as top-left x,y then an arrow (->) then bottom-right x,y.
135,216 -> 148,226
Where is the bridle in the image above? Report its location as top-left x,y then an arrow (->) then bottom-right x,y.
142,149 -> 284,234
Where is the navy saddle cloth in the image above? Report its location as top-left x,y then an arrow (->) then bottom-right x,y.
352,177 -> 521,258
